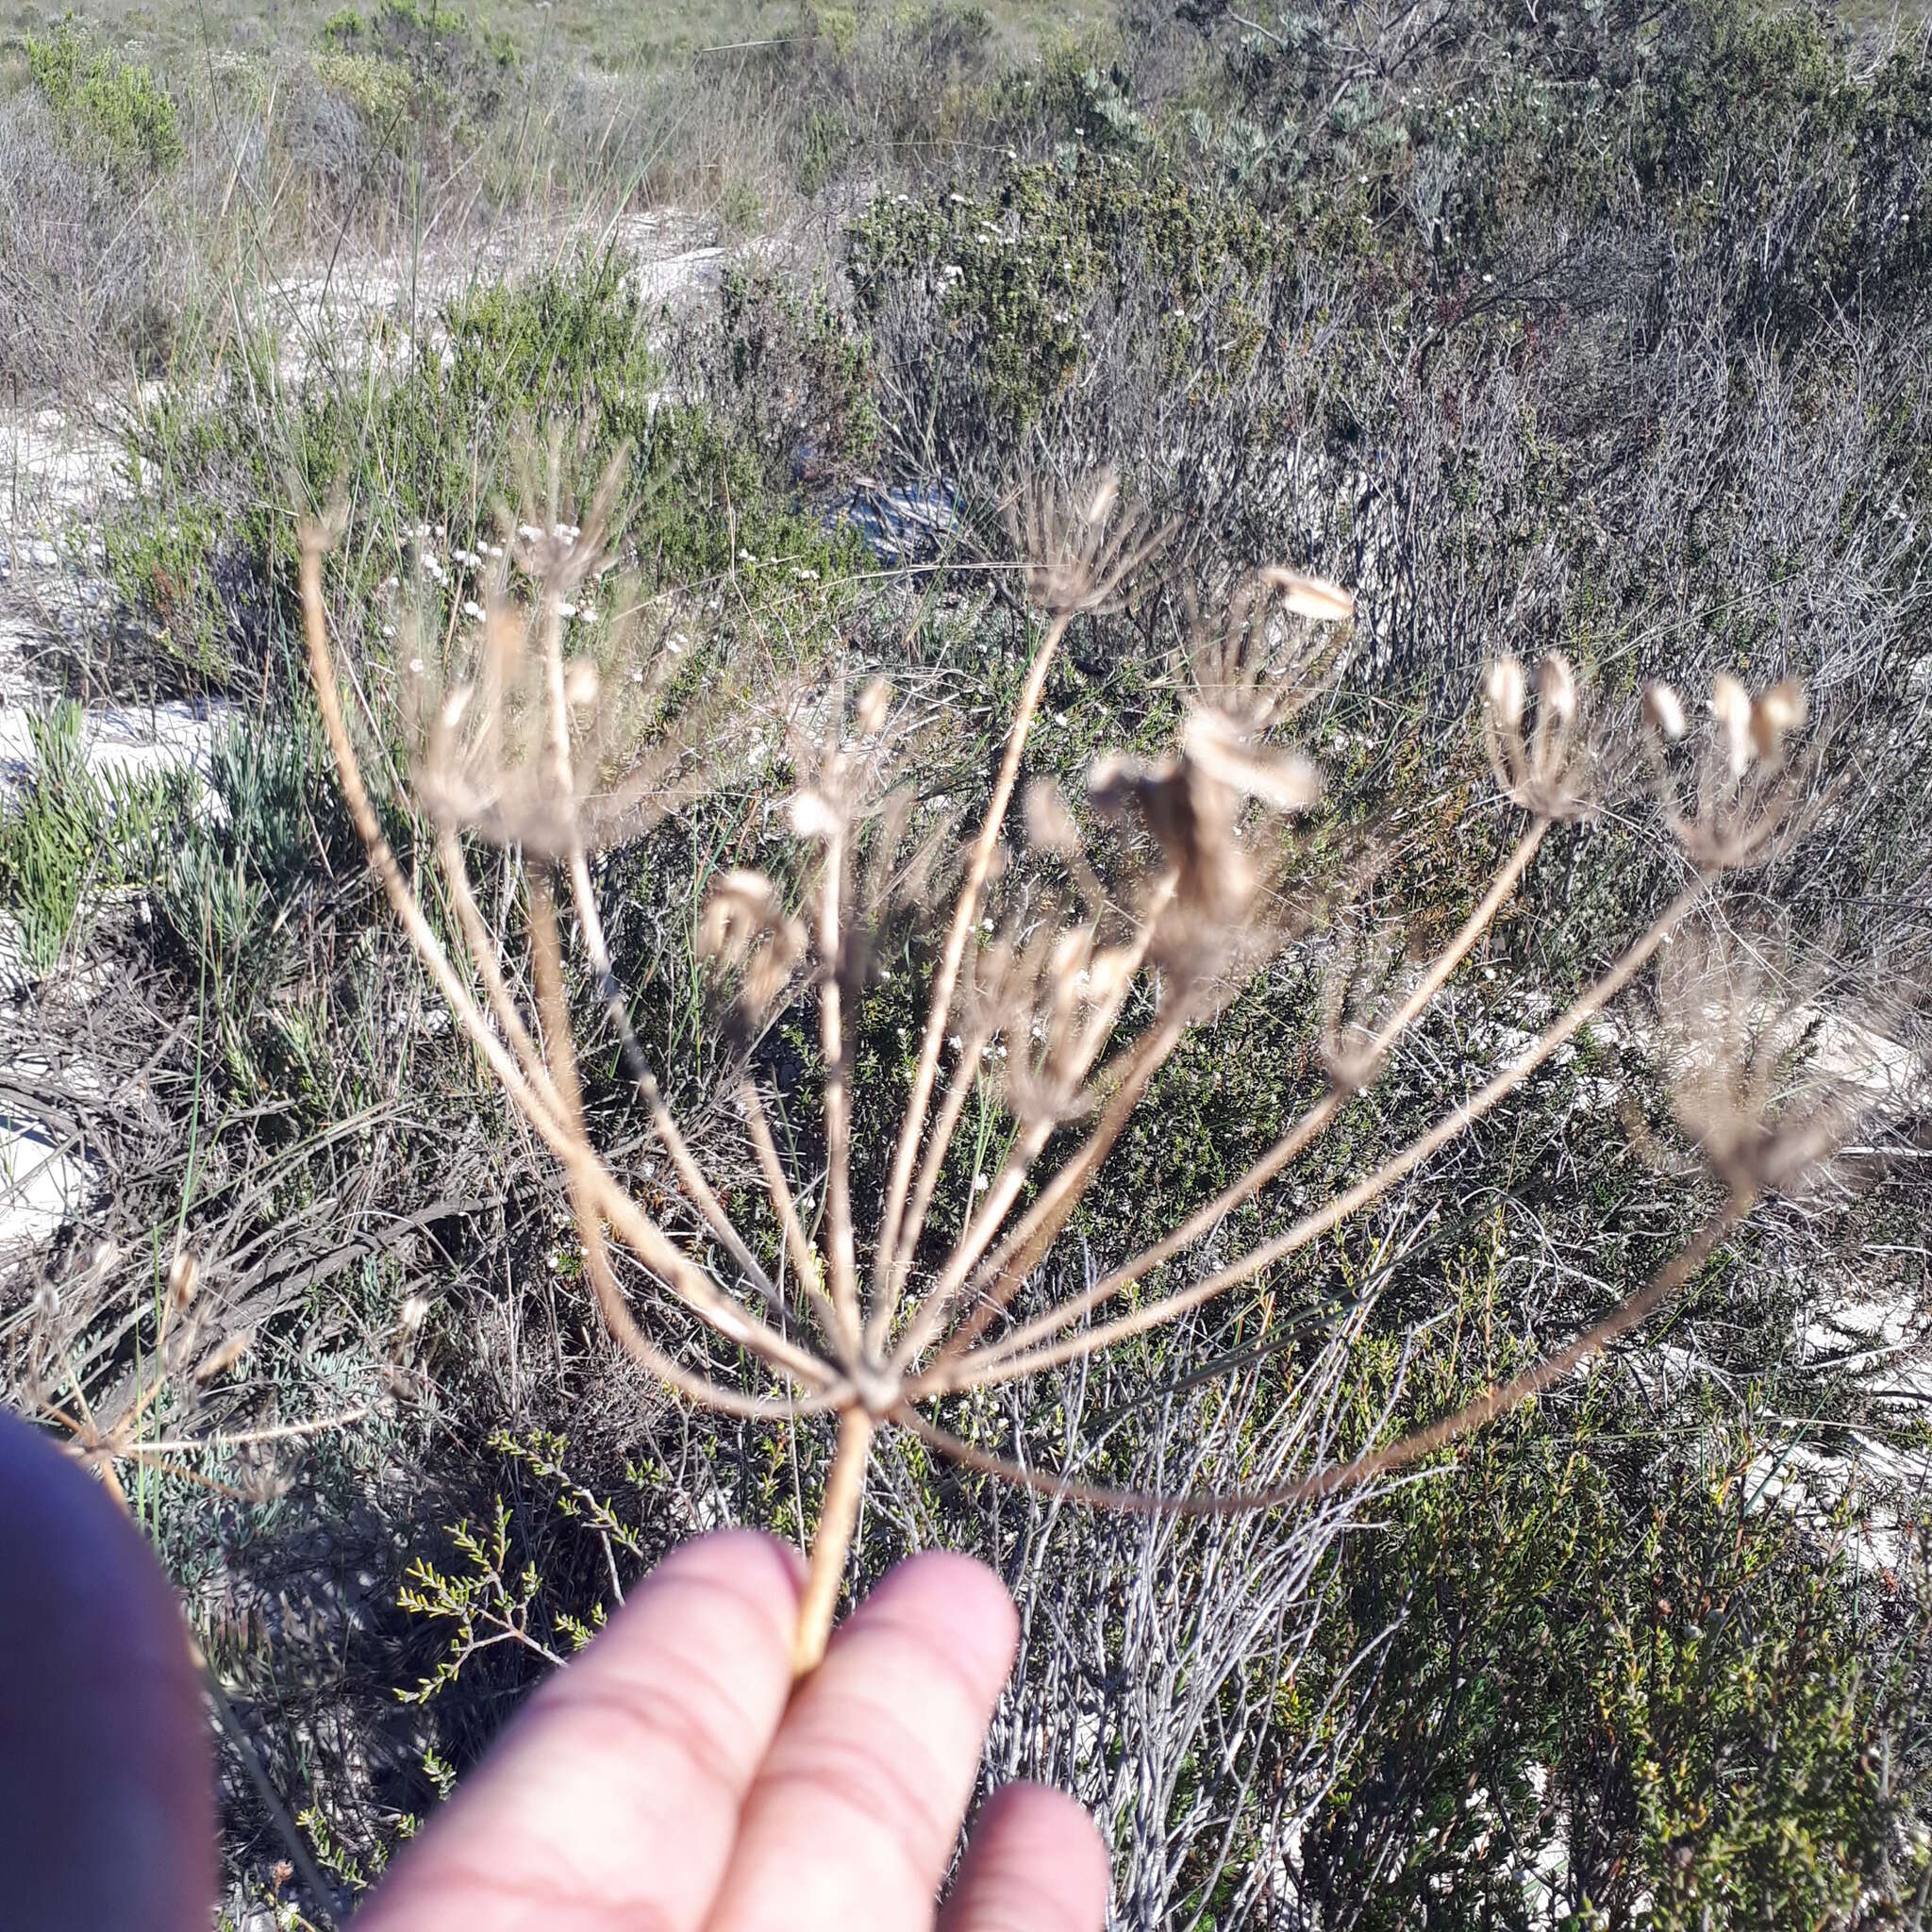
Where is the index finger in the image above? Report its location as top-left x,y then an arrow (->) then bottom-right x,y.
357,1529 -> 802,1932
703,1552 -> 1020,1932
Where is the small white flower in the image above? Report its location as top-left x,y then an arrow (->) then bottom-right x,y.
462,600 -> 484,620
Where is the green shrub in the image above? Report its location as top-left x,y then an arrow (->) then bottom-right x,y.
1292,1223 -> 1932,1928
152,714 -> 357,1113
849,148 -> 1278,438
311,0 -> 517,131
111,255 -> 864,695
25,20 -> 182,181
0,702 -> 180,978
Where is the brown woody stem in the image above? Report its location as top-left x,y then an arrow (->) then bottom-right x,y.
792,1404 -> 877,1675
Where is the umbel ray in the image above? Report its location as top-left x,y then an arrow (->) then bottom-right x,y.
299,463 -> 1833,1674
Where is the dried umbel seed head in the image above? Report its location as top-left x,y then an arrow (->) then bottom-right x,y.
977,920 -> 1136,1132
1657,924 -> 1856,1198
700,869 -> 807,1014
1006,465 -> 1174,619
1090,708 -> 1322,936
411,539 -> 721,859
1482,652 -> 1592,820
1191,568 -> 1352,730
1645,670 -> 1816,872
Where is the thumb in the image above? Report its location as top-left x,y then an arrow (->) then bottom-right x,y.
0,1406 -> 215,1931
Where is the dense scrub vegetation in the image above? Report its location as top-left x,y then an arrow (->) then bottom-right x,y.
2,1 -> 1930,1927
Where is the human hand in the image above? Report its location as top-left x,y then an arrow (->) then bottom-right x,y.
0,1407 -> 1109,1932
358,1530 -> 1108,1931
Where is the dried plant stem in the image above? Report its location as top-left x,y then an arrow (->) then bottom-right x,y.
739,1077 -> 849,1357
888,874 -> 1178,1363
884,1016 -> 997,1295
535,587 -> 786,1318
893,1006 -> 1191,1374
530,868 -> 817,1420
300,537 -> 834,1396
437,828 -> 557,1094
561,841 -> 790,1320
131,1407 -> 375,1457
901,1188 -> 1746,1513
869,610 -> 1074,1349
934,875 -> 1707,1393
819,816 -> 863,1347
951,821 -> 1550,1356
793,1405 -> 877,1675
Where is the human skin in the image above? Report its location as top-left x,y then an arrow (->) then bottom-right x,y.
0,1405 -> 1109,1932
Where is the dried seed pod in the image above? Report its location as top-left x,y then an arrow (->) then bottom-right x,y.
1750,681 -> 1807,769
1643,681 -> 1687,741
1536,653 -> 1576,726
1708,675 -> 1753,778
1484,654 -> 1592,819
1483,658 -> 1528,732
1258,567 -> 1356,624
